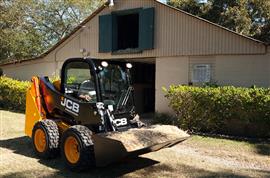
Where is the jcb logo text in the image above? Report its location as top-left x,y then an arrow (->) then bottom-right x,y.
61,98 -> 79,114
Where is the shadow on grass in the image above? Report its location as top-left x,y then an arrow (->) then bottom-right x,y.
0,136 -> 34,158
2,161 -> 270,178
1,136 -> 270,178
194,133 -> 270,156
196,169 -> 270,178
0,136 -> 160,177
254,143 -> 270,156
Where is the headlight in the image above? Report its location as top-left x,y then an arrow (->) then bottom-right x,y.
126,63 -> 132,69
101,61 -> 108,67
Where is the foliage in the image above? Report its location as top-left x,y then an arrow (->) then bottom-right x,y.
203,81 -> 219,88
66,76 -> 77,84
0,0 -> 105,62
153,112 -> 177,125
49,75 -> 60,83
164,85 -> 270,137
0,76 -> 30,112
167,0 -> 270,43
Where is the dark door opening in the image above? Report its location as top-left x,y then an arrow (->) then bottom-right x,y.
130,62 -> 155,114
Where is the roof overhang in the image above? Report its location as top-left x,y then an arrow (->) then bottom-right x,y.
0,0 -> 267,67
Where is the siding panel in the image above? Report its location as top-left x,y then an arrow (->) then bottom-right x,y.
215,55 -> 270,87
155,56 -> 189,113
69,0 -> 266,60
1,0 -> 267,76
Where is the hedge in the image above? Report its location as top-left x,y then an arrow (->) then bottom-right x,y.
0,76 -> 30,112
164,85 -> 270,138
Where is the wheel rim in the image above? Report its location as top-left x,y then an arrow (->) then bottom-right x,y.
64,136 -> 80,164
34,128 -> 46,152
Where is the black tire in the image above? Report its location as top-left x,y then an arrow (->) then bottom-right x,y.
32,119 -> 60,159
61,125 -> 95,171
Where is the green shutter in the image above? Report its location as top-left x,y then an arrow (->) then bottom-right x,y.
111,14 -> 118,51
139,8 -> 155,50
99,14 -> 112,53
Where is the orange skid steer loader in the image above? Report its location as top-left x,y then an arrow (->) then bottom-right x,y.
25,58 -> 189,171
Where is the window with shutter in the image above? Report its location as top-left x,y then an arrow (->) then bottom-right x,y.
139,8 -> 155,50
98,7 -> 155,53
191,64 -> 211,83
115,13 -> 139,50
99,14 -> 113,52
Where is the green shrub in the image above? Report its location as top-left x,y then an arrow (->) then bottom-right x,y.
153,112 -> 177,125
49,75 -> 60,83
164,85 -> 270,137
0,76 -> 30,112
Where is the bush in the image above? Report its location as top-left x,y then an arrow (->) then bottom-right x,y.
153,112 -> 177,125
0,76 -> 30,112
164,85 -> 270,137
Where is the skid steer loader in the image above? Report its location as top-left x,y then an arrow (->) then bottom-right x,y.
25,58 -> 189,171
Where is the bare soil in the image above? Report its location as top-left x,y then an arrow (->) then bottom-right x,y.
102,125 -> 189,151
0,110 -> 270,178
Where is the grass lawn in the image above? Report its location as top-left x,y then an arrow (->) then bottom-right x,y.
0,110 -> 270,178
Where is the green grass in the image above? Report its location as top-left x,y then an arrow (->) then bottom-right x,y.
188,135 -> 270,156
0,110 -> 270,178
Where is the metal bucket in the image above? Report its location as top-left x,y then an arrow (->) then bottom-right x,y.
92,125 -> 190,166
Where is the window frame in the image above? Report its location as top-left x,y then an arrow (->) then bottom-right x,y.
99,7 -> 155,54
191,64 -> 211,83
60,59 -> 101,102
111,8 -> 142,53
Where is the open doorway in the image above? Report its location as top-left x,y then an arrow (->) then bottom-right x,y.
130,62 -> 155,114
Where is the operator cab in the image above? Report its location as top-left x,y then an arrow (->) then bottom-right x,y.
62,61 -> 97,103
60,58 -> 134,115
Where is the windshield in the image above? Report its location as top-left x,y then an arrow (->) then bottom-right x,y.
99,65 -> 130,108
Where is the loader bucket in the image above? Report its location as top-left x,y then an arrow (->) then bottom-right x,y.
92,125 -> 190,167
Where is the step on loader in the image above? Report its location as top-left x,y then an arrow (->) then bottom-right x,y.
25,58 -> 189,171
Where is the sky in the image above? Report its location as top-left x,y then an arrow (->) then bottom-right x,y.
158,0 -> 167,3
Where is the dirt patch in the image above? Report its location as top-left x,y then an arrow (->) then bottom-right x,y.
101,125 -> 189,151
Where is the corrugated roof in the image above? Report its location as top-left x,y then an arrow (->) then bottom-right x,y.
0,0 -> 267,66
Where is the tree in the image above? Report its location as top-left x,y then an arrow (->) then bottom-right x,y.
28,0 -> 104,46
0,0 -> 45,61
167,0 -> 270,43
168,0 -> 205,15
249,0 -> 270,42
0,0 -> 105,62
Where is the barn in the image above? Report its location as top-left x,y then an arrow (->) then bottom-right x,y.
1,0 -> 269,113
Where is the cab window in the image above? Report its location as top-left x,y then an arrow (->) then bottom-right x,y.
64,61 -> 96,102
